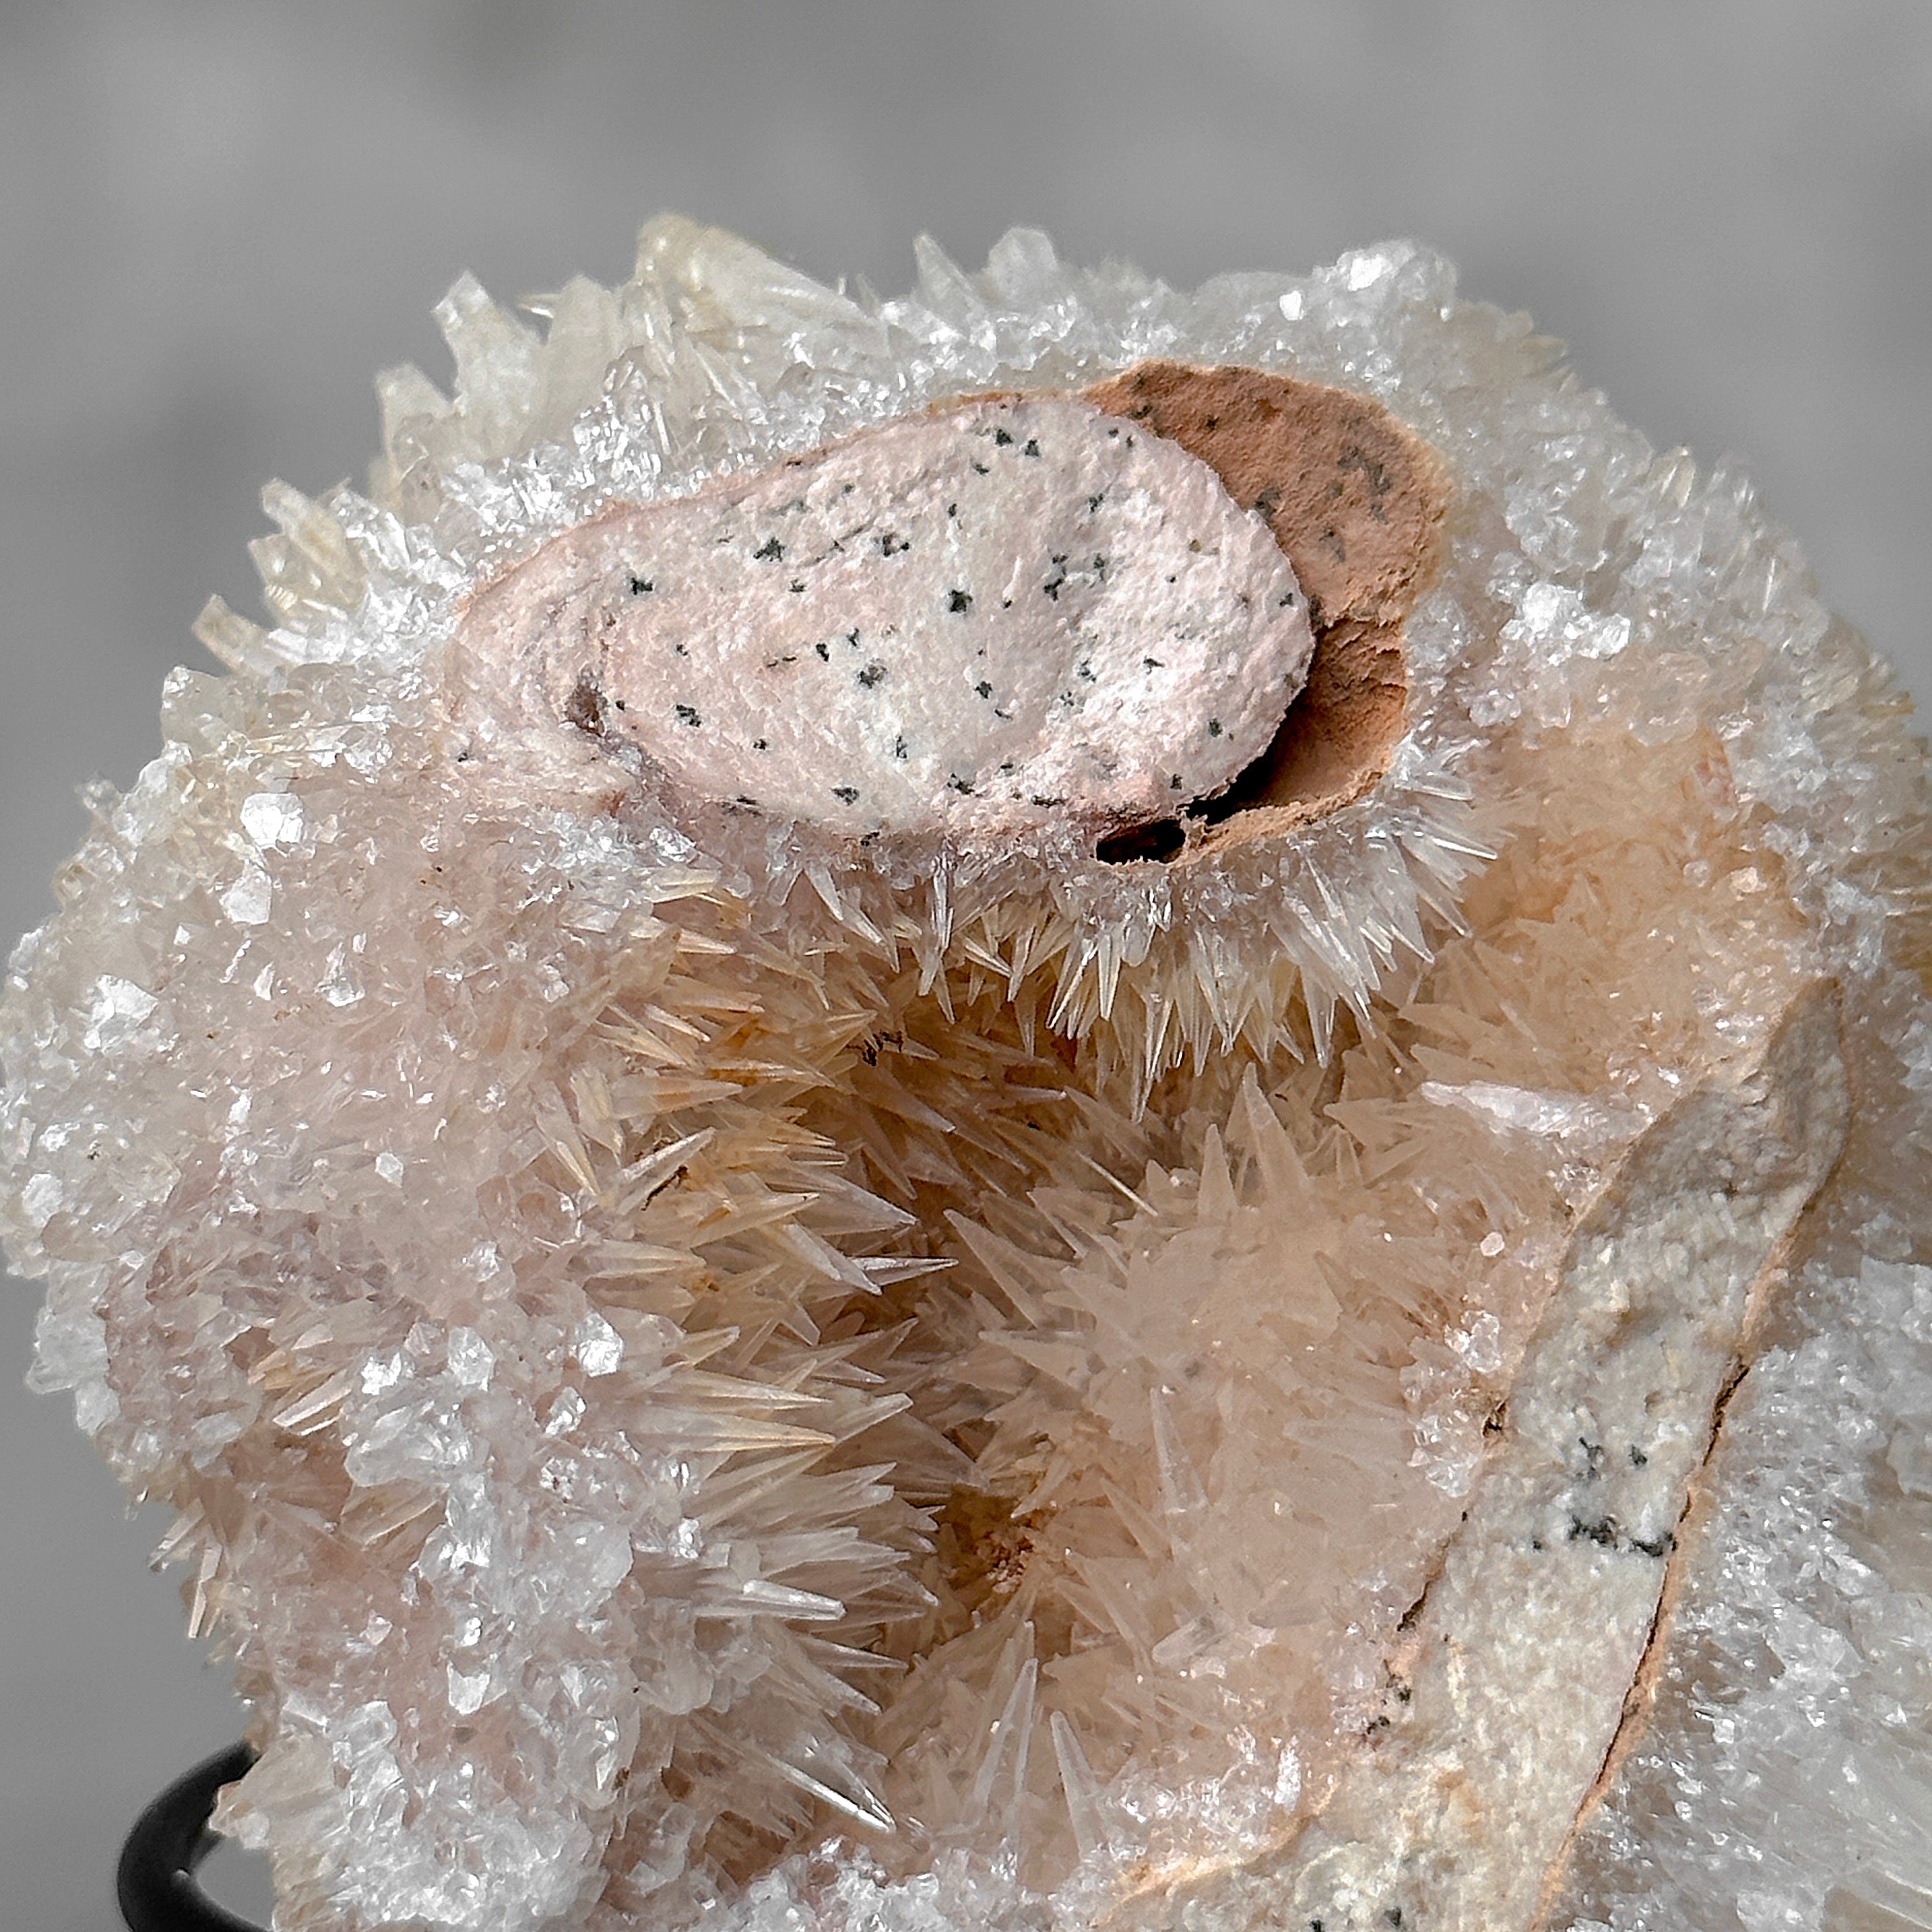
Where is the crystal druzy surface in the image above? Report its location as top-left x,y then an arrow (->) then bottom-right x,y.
4,220 -> 1931,1932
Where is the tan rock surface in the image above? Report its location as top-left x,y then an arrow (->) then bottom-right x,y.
1084,361 -> 1451,841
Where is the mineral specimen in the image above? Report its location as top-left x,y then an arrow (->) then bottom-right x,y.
5,220 -> 1930,1932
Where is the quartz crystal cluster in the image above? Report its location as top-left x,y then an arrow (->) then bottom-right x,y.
5,219 -> 1930,1932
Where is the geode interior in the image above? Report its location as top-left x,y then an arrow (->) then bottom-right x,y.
5,220 -> 1931,1932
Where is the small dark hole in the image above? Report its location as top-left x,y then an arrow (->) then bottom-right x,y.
1096,818 -> 1186,864
1187,683 -> 1319,825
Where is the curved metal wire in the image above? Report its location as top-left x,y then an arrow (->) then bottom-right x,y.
116,1744 -> 263,1932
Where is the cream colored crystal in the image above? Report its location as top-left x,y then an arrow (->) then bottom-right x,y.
4,220 -> 1929,1932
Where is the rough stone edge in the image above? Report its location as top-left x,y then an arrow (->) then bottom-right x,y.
1105,981 -> 1848,1932
1080,362 -> 1454,856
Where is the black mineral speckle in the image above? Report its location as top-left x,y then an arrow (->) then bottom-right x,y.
815,640 -> 831,662
753,535 -> 784,562
831,786 -> 859,804
857,662 -> 887,689
946,774 -> 975,795
1208,719 -> 1224,737
1339,440 -> 1395,518
856,1027 -> 903,1066
628,574 -> 654,595
976,681 -> 993,700
947,588 -> 973,614
993,426 -> 1013,447
1022,437 -> 1040,458
1568,1514 -> 1621,1550
675,704 -> 702,728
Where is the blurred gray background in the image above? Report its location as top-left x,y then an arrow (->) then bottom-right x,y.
2,3 -> 1927,1924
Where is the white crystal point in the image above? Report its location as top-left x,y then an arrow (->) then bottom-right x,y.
448,393 -> 1312,837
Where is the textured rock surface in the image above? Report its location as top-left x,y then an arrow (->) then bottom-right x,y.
1278,985 -> 1850,1932
450,392 -> 1314,839
4,220 -> 1929,1932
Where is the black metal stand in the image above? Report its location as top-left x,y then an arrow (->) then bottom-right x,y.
117,1744 -> 264,1932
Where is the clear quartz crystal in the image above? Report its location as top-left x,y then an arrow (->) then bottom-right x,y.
4,218 -> 1929,1932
